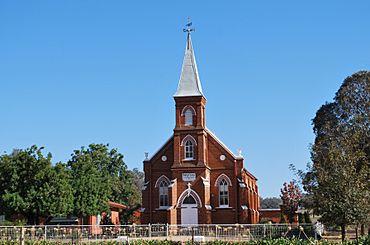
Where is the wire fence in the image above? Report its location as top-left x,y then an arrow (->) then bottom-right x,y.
0,224 -> 317,242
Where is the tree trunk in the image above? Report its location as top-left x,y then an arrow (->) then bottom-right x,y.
26,213 -> 34,225
341,224 -> 346,242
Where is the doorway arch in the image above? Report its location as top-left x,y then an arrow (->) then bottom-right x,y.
177,188 -> 201,225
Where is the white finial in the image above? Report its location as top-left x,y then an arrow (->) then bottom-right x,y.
187,182 -> 192,189
144,152 -> 149,160
238,149 -> 243,157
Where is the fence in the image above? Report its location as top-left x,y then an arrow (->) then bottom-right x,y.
0,224 -> 316,242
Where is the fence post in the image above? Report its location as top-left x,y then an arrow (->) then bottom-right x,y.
263,224 -> 266,239
215,225 -> 218,239
148,223 -> 151,238
44,226 -> 47,241
166,223 -> 169,239
191,226 -> 194,244
20,227 -> 25,245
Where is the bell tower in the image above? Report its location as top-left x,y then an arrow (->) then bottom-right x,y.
173,21 -> 208,167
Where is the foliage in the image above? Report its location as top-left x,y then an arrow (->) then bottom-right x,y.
298,213 -> 304,224
0,146 -> 73,224
0,219 -> 27,226
303,212 -> 312,224
119,168 -> 143,224
67,144 -> 129,218
301,71 -> 370,240
260,197 -> 281,209
0,143 -> 140,224
280,181 -> 300,223
42,163 -> 74,217
0,237 -> 369,245
279,212 -> 287,224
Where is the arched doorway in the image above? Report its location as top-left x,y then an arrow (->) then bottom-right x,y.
181,195 -> 198,225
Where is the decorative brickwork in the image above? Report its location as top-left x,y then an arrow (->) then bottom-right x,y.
141,31 -> 260,225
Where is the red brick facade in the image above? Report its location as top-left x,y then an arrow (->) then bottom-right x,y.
141,31 -> 259,225
141,95 -> 260,225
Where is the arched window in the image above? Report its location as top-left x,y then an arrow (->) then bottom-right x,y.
183,195 -> 196,204
159,180 -> 169,207
219,179 -> 229,207
182,106 -> 196,126
184,140 -> 194,159
184,109 -> 193,126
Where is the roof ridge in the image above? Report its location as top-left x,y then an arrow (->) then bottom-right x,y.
205,128 -> 243,160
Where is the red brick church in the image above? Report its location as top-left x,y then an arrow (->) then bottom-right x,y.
141,26 -> 260,225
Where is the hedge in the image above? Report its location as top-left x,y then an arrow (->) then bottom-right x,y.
0,236 -> 369,245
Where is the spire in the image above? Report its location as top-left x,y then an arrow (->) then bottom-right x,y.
174,20 -> 203,97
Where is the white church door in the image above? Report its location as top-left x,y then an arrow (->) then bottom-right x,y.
181,195 -> 198,225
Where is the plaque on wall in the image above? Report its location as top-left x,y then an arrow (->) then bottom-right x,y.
182,173 -> 196,182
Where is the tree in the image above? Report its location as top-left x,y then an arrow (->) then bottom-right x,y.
298,213 -> 304,224
131,168 -> 144,194
260,197 -> 281,209
41,163 -> 74,217
0,146 -> 73,224
118,168 -> 144,224
279,212 -> 287,224
304,211 -> 312,224
68,144 -> 128,218
302,71 -> 370,241
280,181 -> 301,223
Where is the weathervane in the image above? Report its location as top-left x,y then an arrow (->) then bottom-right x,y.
183,17 -> 195,34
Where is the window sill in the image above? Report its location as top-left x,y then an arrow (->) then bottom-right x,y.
216,206 -> 232,209
183,158 -> 195,161
156,206 -> 171,211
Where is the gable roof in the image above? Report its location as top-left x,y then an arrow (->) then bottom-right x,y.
146,135 -> 174,162
205,128 -> 243,160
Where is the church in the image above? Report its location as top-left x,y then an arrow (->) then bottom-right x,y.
141,26 -> 260,225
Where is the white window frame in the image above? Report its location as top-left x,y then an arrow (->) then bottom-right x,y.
184,109 -> 193,126
219,179 -> 229,208
159,180 -> 169,208
184,140 -> 194,160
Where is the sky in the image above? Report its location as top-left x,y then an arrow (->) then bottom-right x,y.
1,1 -> 370,198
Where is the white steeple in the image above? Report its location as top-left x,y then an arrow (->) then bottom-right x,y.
174,23 -> 203,97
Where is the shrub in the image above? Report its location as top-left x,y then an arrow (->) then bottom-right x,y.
303,212 -> 312,223
298,213 -> 304,224
279,212 -> 287,224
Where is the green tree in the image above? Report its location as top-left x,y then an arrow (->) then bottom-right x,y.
304,211 -> 312,224
41,163 -> 74,217
302,71 -> 370,241
279,212 -> 287,224
117,168 -> 143,224
298,213 -> 304,224
0,146 -> 72,224
68,144 -> 131,221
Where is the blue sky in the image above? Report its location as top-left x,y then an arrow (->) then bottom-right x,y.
1,1 -> 369,198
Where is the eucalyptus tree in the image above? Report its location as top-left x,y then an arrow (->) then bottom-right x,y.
302,71 -> 370,240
